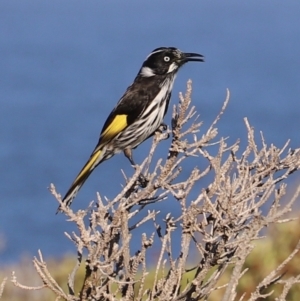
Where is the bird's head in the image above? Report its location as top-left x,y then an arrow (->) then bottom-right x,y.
139,47 -> 204,77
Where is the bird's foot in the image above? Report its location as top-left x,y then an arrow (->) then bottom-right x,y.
138,173 -> 149,188
156,123 -> 170,140
157,123 -> 168,133
124,173 -> 148,198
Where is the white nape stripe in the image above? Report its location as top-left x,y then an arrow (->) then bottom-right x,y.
167,62 -> 178,73
141,66 -> 155,77
145,48 -> 165,60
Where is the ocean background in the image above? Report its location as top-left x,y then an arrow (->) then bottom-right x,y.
1,0 -> 300,264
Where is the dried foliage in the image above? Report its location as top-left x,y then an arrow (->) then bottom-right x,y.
0,278 -> 7,299
9,81 -> 300,300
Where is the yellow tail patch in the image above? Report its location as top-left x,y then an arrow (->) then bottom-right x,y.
101,114 -> 128,141
74,150 -> 102,185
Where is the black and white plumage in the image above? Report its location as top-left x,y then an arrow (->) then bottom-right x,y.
59,47 -> 204,211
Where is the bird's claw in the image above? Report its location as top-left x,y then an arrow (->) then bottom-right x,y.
160,123 -> 168,131
155,123 -> 169,140
157,123 -> 168,133
163,133 -> 170,140
138,174 -> 149,188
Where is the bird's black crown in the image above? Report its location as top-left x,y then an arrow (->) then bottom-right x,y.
139,47 -> 204,77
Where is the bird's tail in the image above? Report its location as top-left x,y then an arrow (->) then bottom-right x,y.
57,149 -> 104,213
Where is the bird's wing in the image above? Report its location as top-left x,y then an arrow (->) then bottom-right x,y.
60,86 -> 149,207
100,113 -> 128,143
92,82 -> 158,154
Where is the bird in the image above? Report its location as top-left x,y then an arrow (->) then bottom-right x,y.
59,47 -> 204,211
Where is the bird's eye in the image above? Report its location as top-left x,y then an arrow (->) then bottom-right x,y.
164,56 -> 170,62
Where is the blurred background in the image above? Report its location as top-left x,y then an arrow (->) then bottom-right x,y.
0,0 -> 300,264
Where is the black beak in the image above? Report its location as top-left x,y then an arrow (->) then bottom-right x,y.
182,52 -> 204,63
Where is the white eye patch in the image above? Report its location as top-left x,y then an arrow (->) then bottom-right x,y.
167,62 -> 178,73
164,56 -> 170,62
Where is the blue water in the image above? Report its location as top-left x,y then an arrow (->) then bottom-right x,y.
1,0 -> 300,263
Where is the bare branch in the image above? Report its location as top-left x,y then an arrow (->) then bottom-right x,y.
0,277 -> 7,299
11,81 -> 300,301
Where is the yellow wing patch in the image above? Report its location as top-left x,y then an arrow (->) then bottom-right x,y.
101,114 -> 128,141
